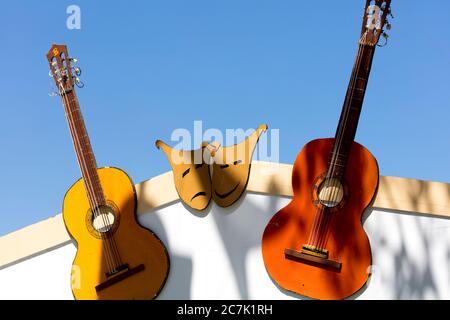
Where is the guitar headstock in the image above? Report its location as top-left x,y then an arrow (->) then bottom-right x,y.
360,0 -> 393,47
47,44 -> 83,95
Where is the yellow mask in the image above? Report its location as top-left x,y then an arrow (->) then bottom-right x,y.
156,140 -> 212,211
209,124 -> 268,207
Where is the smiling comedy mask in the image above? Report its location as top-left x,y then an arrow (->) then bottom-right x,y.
208,124 -> 268,207
156,140 -> 212,211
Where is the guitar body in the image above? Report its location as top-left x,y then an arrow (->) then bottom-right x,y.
63,167 -> 170,300
262,138 -> 378,300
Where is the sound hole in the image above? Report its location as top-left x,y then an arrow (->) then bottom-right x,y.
317,178 -> 344,208
92,206 -> 116,233
86,203 -> 119,238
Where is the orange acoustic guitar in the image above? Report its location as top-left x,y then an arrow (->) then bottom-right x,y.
262,1 -> 392,300
47,44 -> 170,299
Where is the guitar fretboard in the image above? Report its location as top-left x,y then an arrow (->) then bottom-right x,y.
61,89 -> 106,209
328,43 -> 377,178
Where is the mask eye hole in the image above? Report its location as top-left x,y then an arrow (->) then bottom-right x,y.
182,168 -> 190,178
220,164 -> 229,169
233,160 -> 242,165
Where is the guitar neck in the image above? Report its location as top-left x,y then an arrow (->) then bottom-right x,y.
329,43 -> 377,176
61,89 -> 106,209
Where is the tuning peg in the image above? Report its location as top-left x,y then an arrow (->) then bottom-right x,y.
388,7 -> 394,19
378,32 -> 389,47
74,67 -> 82,77
386,22 -> 392,31
75,77 -> 84,88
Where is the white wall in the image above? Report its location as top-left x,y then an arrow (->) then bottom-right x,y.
0,193 -> 448,300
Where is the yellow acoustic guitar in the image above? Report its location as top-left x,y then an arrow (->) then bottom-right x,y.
47,44 -> 170,300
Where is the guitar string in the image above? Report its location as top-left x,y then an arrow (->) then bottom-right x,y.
319,44 -> 364,248
308,39 -> 366,249
63,87 -> 121,272
320,31 -> 380,250
320,44 -> 376,250
316,42 -> 367,249
81,77 -> 124,269
306,31 -> 366,247
319,0 -> 388,250
58,80 -> 116,274
63,63 -> 125,269
65,86 -> 125,270
67,85 -> 125,269
58,83 -> 116,274
319,33 -> 370,243
317,36 -> 375,250
316,5 -> 380,247
308,44 -> 364,247
58,77 -> 124,273
64,86 -> 124,272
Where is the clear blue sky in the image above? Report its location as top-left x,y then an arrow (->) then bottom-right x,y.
0,1 -> 449,236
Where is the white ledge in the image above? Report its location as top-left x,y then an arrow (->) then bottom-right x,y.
1,161 -> 449,269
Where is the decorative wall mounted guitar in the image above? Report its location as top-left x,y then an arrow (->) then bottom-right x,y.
47,44 -> 170,299
262,0 -> 393,300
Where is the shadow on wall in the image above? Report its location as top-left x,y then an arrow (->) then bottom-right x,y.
211,173 -> 287,299
367,208 -> 450,300
372,178 -> 450,299
137,169 -> 450,300
138,169 -> 286,299
137,192 -> 194,300
215,195 -> 450,300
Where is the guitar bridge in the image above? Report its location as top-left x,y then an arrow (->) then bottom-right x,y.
301,245 -> 329,259
285,245 -> 341,271
95,264 -> 145,292
106,264 -> 129,277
